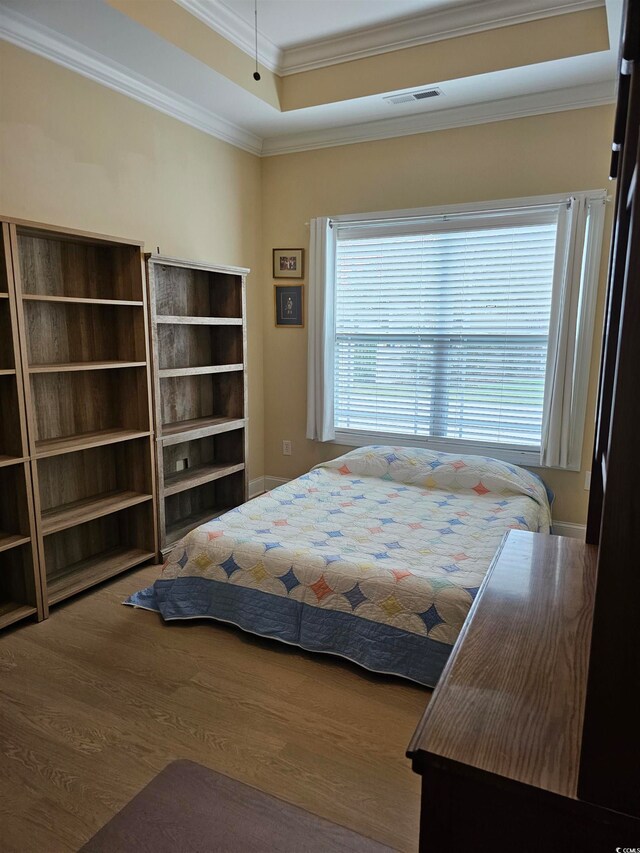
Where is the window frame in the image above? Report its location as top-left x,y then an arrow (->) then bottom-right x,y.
329,191 -> 606,468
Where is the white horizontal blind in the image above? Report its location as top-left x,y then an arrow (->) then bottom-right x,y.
334,209 -> 559,449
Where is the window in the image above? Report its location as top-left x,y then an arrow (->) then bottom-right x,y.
307,193 -> 606,468
335,212 -> 557,450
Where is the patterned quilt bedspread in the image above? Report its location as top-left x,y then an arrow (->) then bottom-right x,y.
127,446 -> 551,686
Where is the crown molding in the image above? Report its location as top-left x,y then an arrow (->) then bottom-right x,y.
261,81 -> 615,156
175,0 -> 282,73
0,5 -> 263,156
280,0 -> 604,75
173,0 -> 604,76
0,5 -> 614,160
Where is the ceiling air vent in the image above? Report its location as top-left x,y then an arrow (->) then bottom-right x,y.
384,88 -> 443,106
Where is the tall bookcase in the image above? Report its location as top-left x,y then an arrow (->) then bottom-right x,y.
146,255 -> 248,552
0,224 -> 43,628
7,219 -> 158,614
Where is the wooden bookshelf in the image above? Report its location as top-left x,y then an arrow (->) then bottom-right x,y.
8,220 -> 159,613
146,254 -> 249,552
0,223 -> 43,628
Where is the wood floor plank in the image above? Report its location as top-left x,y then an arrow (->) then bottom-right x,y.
0,781 -> 65,853
0,564 -> 428,852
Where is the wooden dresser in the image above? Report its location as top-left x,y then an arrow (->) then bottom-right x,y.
407,530 -> 639,851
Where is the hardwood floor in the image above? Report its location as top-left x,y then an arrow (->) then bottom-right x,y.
0,564 -> 428,852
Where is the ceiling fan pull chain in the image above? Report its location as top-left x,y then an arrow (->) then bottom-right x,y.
253,0 -> 261,81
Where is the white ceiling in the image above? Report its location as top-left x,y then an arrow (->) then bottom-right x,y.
0,0 -> 620,156
219,0 -> 454,49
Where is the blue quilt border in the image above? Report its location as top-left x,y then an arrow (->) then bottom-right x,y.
125,577 -> 449,688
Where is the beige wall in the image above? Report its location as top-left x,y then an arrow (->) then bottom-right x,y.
0,41 -> 616,523
0,41 -> 264,479
281,8 -> 608,111
105,0 -> 281,109
261,106 -> 615,524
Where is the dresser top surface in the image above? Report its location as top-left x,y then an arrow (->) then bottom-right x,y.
407,529 -> 597,798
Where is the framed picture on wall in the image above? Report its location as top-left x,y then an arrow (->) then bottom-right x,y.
273,248 -> 304,279
274,284 -> 304,328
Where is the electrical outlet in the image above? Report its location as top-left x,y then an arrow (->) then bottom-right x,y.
176,458 -> 189,472
282,440 -> 292,456
584,470 -> 591,491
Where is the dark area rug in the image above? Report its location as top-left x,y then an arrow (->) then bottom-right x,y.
80,759 -> 393,852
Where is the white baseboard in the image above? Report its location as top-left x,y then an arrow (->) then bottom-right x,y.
248,476 -> 265,499
264,476 -> 290,492
249,475 -> 289,497
551,521 -> 586,539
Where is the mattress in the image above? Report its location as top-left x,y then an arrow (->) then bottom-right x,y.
126,446 -> 551,686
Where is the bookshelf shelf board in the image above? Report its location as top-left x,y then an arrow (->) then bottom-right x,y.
166,507 -> 230,547
35,428 -> 152,459
29,361 -> 146,374
158,364 -> 243,379
22,294 -> 144,307
41,490 -> 153,536
161,417 -> 245,445
164,462 -> 245,497
46,546 -> 156,606
0,455 -> 26,469
0,602 -> 38,630
156,315 -> 243,326
0,532 -> 31,553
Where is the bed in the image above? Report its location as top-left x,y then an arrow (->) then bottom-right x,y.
127,446 -> 551,687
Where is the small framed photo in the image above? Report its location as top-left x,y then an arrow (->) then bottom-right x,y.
273,248 -> 304,279
274,284 -> 304,328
